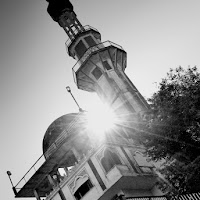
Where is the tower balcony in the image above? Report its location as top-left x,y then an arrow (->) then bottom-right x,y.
65,25 -> 101,57
14,143 -> 96,198
98,164 -> 158,200
72,40 -> 126,92
14,154 -> 46,197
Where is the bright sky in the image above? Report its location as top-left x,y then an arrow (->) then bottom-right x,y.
1,0 -> 200,199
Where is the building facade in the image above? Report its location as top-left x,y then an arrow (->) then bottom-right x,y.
14,112 -> 163,200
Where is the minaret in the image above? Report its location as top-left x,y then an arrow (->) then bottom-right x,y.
46,0 -> 149,117
10,1 -> 165,200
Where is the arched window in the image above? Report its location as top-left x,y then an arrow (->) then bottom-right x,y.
74,179 -> 93,200
101,148 -> 122,173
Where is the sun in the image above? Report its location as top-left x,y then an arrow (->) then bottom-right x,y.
85,100 -> 116,137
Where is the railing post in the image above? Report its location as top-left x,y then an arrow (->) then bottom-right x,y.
33,189 -> 41,200
47,175 -> 56,187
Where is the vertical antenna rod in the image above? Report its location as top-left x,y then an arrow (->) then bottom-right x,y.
66,86 -> 83,112
6,171 -> 17,196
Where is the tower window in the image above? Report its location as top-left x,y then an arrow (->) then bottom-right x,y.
92,67 -> 102,80
103,60 -> 112,70
75,40 -> 87,58
74,179 -> 93,200
101,149 -> 122,173
84,36 -> 96,47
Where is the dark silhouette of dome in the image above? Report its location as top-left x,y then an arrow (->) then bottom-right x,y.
43,113 -> 80,154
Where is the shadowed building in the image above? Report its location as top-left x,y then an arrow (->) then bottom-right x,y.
12,1 -> 166,200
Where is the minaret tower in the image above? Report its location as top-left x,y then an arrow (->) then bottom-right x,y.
10,1 -> 165,200
47,0 -> 149,117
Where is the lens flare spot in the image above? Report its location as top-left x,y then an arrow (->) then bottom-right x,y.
85,102 -> 116,136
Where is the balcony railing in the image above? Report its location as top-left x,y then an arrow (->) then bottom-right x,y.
126,197 -> 167,200
14,154 -> 46,193
65,25 -> 100,47
72,40 -> 124,84
127,192 -> 200,200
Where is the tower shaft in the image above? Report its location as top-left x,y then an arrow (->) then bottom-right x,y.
57,9 -> 149,117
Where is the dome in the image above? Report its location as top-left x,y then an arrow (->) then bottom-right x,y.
43,113 -> 80,154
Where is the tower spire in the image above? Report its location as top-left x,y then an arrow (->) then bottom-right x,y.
46,0 -> 149,117
46,0 -> 84,40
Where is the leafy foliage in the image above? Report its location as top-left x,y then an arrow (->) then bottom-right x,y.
139,66 -> 200,194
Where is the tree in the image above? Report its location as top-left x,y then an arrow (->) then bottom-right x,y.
139,66 -> 200,195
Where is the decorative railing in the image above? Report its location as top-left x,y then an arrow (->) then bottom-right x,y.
126,193 -> 200,200
172,193 -> 200,200
72,40 -> 124,84
14,154 -> 46,193
65,25 -> 100,47
126,197 -> 167,200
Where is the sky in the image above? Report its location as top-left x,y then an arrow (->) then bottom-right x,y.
0,0 -> 200,199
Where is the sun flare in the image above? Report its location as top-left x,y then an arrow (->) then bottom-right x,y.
85,101 -> 116,136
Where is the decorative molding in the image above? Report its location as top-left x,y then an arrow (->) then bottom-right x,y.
68,168 -> 89,193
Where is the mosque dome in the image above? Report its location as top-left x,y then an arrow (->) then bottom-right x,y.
42,113 -> 81,155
